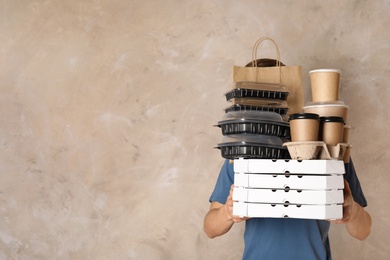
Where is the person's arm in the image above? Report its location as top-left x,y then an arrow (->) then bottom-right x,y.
331,179 -> 372,240
204,184 -> 248,238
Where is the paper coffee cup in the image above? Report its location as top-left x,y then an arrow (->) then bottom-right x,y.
320,116 -> 344,146
288,113 -> 320,142
343,125 -> 351,163
343,124 -> 351,143
310,69 -> 341,102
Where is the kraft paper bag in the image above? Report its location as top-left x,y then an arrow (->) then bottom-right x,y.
232,37 -> 304,115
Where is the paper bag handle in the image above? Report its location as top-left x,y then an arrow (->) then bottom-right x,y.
251,37 -> 282,83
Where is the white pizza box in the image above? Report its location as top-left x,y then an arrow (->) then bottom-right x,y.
234,158 -> 345,175
233,187 -> 344,204
234,173 -> 344,190
233,201 -> 343,220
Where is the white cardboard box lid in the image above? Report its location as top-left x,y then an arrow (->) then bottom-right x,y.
233,202 -> 342,220
234,173 -> 344,190
233,187 -> 344,204
234,158 -> 345,174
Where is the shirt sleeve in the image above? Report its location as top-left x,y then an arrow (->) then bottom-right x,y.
209,160 -> 235,204
344,158 -> 368,207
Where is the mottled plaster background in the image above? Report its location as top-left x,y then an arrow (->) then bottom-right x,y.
0,0 -> 389,259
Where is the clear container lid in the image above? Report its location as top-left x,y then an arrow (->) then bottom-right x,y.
220,134 -> 283,146
222,110 -> 283,122
231,82 -> 288,92
231,98 -> 288,107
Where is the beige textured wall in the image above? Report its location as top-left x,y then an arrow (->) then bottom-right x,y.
1,0 -> 389,259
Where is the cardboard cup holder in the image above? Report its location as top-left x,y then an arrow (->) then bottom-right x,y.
322,143 -> 351,161
282,141 -> 324,160
283,141 -> 350,160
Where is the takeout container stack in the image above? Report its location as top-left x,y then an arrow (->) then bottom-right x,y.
283,69 -> 351,162
224,82 -> 290,120
214,81 -> 292,160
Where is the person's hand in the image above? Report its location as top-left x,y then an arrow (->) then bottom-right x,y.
224,184 -> 250,223
330,179 -> 358,224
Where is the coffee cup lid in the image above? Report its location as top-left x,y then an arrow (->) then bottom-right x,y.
288,113 -> 320,121
303,101 -> 349,109
320,116 -> 344,123
309,69 -> 341,74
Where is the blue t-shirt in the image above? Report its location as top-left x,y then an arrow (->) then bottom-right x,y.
209,159 -> 367,260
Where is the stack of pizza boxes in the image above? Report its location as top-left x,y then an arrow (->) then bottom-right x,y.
216,69 -> 348,220
232,159 -> 344,219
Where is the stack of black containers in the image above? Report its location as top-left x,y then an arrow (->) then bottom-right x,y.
215,81 -> 292,160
